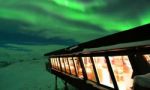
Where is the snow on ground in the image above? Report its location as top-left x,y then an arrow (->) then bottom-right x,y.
0,60 -> 76,90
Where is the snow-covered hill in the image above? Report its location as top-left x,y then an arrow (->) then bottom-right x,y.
0,60 -> 76,90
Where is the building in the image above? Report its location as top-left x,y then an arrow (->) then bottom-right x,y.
44,24 -> 150,90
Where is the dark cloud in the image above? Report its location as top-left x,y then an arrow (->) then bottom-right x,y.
77,0 -> 93,3
0,44 -> 31,52
89,0 -> 150,19
48,12 -> 106,32
104,0 -> 150,17
0,18 -> 78,46
2,3 -> 105,32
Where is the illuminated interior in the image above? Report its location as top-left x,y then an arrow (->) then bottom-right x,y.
54,58 -> 58,69
68,57 -> 76,75
73,57 -> 83,78
82,57 -> 96,82
50,55 -> 134,90
93,57 -> 114,88
51,58 -> 56,69
50,58 -> 54,68
56,58 -> 61,70
60,57 -> 65,72
109,56 -> 133,90
63,57 -> 70,73
143,54 -> 150,64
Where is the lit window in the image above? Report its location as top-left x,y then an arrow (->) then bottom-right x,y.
51,58 -> 54,68
109,56 -> 133,90
63,57 -> 70,73
93,57 -> 114,88
143,54 -> 150,64
82,57 -> 96,82
56,58 -> 61,70
60,57 -> 65,72
54,58 -> 58,69
73,57 -> 83,78
68,57 -> 76,75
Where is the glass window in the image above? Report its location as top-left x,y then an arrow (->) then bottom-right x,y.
56,58 -> 61,70
60,57 -> 65,72
52,58 -> 55,68
54,58 -> 58,69
93,57 -> 114,88
51,58 -> 54,68
143,54 -> 150,64
73,57 -> 83,78
82,57 -> 96,82
53,58 -> 56,68
68,57 -> 76,75
109,56 -> 133,90
63,57 -> 70,73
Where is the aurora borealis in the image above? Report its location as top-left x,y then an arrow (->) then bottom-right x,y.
0,1 -> 150,90
0,0 -> 150,60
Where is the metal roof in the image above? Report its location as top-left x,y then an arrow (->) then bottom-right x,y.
44,24 -> 150,56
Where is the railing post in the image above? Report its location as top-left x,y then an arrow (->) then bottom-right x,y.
58,56 -> 62,71
72,57 -> 78,76
78,54 -> 88,80
66,57 -> 71,74
90,56 -> 100,83
105,56 -> 119,90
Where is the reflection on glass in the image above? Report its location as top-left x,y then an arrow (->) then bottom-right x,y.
54,58 -> 58,69
51,58 -> 54,68
68,57 -> 76,75
63,57 -> 70,73
109,56 -> 133,90
52,58 -> 55,69
93,57 -> 114,88
82,57 -> 96,82
56,58 -> 60,70
73,57 -> 83,78
143,54 -> 150,64
60,57 -> 65,72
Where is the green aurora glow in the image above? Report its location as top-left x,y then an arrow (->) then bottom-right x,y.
0,0 -> 150,31
0,0 -> 150,57
0,1 -> 150,90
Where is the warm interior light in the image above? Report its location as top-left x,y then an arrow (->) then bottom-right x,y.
68,57 -> 76,75
109,56 -> 133,90
93,57 -> 114,88
60,57 -> 65,72
63,58 -> 70,73
73,57 -> 83,78
82,57 -> 96,81
143,54 -> 150,64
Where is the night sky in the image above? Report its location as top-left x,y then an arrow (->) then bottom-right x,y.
0,0 -> 150,60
